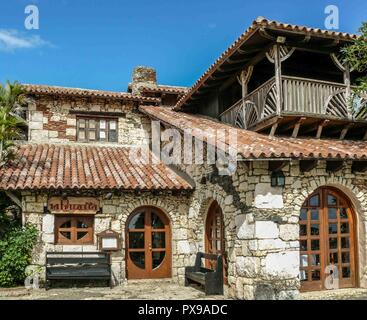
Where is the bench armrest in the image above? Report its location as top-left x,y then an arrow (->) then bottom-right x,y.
185,266 -> 196,274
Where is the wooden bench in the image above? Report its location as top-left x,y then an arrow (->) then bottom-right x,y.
45,252 -> 112,290
185,252 -> 223,295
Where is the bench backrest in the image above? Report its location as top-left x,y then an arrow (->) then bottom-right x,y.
46,252 -> 110,266
194,252 -> 222,273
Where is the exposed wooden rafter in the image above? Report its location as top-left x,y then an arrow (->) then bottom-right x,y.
316,120 -> 330,139
326,160 -> 344,172
5,191 -> 22,208
300,160 -> 318,172
292,117 -> 307,138
352,161 -> 367,173
268,160 -> 288,172
340,123 -> 354,140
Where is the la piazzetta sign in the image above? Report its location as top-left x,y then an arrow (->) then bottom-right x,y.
48,197 -> 100,214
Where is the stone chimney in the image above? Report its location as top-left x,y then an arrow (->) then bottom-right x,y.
130,66 -> 157,95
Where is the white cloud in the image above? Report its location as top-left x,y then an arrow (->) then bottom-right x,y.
0,29 -> 51,52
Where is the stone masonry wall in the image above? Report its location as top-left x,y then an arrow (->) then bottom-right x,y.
174,155 -> 367,299
27,95 -> 151,147
22,191 -> 192,286
21,150 -> 367,299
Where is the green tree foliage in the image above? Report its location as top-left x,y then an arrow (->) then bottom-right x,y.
0,81 -> 37,287
0,192 -> 21,238
0,224 -> 38,287
0,81 -> 26,167
342,22 -> 367,92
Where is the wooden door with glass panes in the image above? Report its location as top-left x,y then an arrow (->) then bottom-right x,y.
299,187 -> 357,292
205,201 -> 228,284
126,207 -> 171,279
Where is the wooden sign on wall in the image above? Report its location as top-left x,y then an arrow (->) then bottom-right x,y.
48,197 -> 100,214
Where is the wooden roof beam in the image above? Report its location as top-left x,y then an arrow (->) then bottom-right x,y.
326,160 -> 344,172
300,160 -> 318,172
352,161 -> 367,173
292,117 -> 307,138
269,160 -> 288,172
316,120 -> 330,139
339,123 -> 354,140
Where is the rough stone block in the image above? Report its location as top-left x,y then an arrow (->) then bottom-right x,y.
235,256 -> 260,278
279,224 -> 299,241
254,221 -> 279,239
42,214 -> 54,233
177,240 -> 191,254
254,183 -> 284,209
263,251 -> 299,278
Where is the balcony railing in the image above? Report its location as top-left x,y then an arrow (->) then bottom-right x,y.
219,76 -> 367,130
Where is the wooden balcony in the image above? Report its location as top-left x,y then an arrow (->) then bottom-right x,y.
219,76 -> 367,139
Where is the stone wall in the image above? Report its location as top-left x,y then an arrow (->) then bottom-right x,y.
174,154 -> 367,299
27,95 -> 151,147
22,191 -> 192,286
21,153 -> 367,299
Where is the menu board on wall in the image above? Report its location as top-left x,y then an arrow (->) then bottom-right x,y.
48,197 -> 100,214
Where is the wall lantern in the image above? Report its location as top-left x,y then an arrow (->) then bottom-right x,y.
271,171 -> 285,187
97,230 -> 121,252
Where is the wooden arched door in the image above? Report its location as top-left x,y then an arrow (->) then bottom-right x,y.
126,207 -> 171,279
205,201 -> 228,284
299,187 -> 357,292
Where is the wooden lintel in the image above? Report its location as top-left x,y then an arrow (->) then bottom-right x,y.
5,191 -> 22,208
326,160 -> 344,172
300,160 -> 318,172
269,160 -> 288,172
340,124 -> 354,140
352,161 -> 367,173
316,120 -> 330,139
291,117 -> 307,138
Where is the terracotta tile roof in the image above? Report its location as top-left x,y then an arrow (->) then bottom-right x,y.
140,106 -> 367,160
140,85 -> 189,95
175,17 -> 359,110
23,84 -> 160,104
0,144 -> 193,191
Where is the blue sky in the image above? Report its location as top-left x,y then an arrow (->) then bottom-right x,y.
0,0 -> 366,91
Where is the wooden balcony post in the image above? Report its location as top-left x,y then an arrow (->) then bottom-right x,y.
273,44 -> 283,115
344,64 -> 352,119
240,65 -> 254,98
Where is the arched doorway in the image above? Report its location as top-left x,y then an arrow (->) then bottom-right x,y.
299,187 -> 357,291
205,201 -> 228,284
126,206 -> 171,279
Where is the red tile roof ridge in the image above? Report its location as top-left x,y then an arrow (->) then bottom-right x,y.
0,143 -> 193,191
174,17 -> 359,110
23,84 -> 160,103
140,106 -> 367,160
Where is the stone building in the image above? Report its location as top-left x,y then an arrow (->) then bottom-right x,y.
0,17 -> 367,299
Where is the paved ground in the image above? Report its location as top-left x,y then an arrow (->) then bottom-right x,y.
299,288 -> 367,300
2,282 -> 367,300
0,280 -> 226,300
